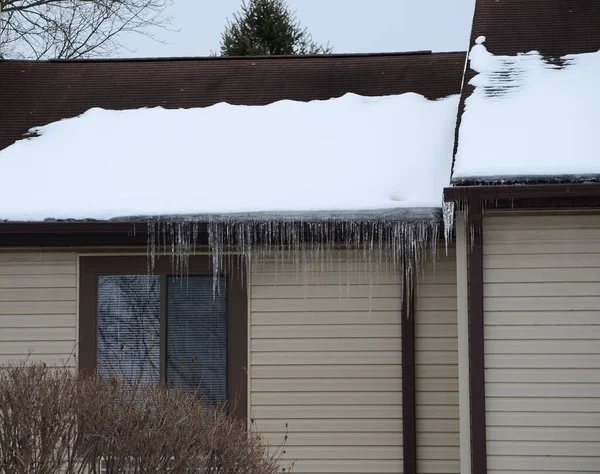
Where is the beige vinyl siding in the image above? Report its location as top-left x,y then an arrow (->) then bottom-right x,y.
250,254 -> 404,474
415,247 -> 459,474
0,250 -> 78,366
483,212 -> 600,474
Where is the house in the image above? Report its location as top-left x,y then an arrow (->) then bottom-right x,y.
0,1 -> 598,474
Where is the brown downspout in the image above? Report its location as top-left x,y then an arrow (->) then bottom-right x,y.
401,277 -> 417,474
468,200 -> 487,474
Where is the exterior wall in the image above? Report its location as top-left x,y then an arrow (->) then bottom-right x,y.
0,250 -> 78,366
249,255 -> 404,474
415,247 -> 459,474
483,212 -> 600,473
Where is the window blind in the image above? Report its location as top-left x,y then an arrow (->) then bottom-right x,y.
97,275 -> 161,384
166,276 -> 228,406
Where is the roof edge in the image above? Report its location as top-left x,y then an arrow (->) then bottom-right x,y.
444,183 -> 600,202
0,50 -> 470,64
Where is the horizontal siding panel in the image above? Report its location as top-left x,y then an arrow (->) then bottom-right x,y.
414,311 -> 458,325
418,419 -> 459,433
252,285 -> 400,299
416,351 -> 458,365
417,284 -> 457,298
254,419 -> 402,433
252,262 -> 400,274
486,228 -> 600,242
0,314 -> 75,328
487,426 -> 600,442
487,455 -> 600,472
252,364 -> 401,379
251,378 -> 402,392
487,440 -> 600,457
260,432 -> 403,447
252,351 -> 401,365
280,446 -> 402,460
0,275 -> 76,288
484,268 -> 600,283
0,327 -> 75,342
486,412 -> 600,427
485,296 -> 600,311
484,214 -> 600,228
0,288 -> 76,302
418,392 -> 459,406
0,340 -> 76,355
252,298 -> 402,312
417,460 -> 460,474
252,324 -> 401,339
487,397 -> 600,413
416,446 -> 459,460
416,298 -> 457,311
0,263 -> 76,275
416,406 -> 459,419
252,392 -> 401,406
251,405 -> 402,420
252,272 -> 402,286
486,311 -> 600,326
486,368 -> 600,383
414,365 -> 459,379
484,325 -> 600,340
251,311 -> 400,325
484,241 -> 600,255
252,338 -> 401,352
0,354 -> 75,365
415,338 -> 457,351
485,340 -> 600,354
416,432 -> 460,446
0,301 -> 76,314
485,282 -> 600,297
486,383 -> 600,398
485,354 -> 600,369
415,324 -> 457,338
282,459 -> 402,473
485,253 -> 600,269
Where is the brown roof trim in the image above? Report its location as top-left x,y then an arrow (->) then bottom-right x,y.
36,50 -> 441,63
444,184 -> 600,203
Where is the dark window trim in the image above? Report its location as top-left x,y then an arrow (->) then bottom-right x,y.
79,255 -> 248,422
401,278 -> 416,474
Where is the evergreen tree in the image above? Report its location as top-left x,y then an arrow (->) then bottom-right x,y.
220,0 -> 331,56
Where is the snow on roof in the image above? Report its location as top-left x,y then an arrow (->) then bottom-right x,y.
453,37 -> 600,183
0,93 -> 458,222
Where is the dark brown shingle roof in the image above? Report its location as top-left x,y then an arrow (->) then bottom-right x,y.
452,0 -> 600,185
0,51 -> 466,152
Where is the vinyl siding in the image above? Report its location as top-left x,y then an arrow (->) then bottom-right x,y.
483,212 -> 600,474
250,254 -> 404,474
0,250 -> 78,366
415,248 -> 459,474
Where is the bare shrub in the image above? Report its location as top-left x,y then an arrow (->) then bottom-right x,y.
0,363 -> 281,474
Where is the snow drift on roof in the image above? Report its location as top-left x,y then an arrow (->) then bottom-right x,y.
0,93 -> 458,222
453,37 -> 600,183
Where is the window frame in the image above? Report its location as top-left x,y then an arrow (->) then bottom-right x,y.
79,255 -> 247,422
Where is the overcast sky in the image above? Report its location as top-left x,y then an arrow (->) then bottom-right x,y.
119,0 -> 476,58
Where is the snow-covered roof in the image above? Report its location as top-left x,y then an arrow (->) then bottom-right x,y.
453,37 -> 600,184
0,93 -> 459,222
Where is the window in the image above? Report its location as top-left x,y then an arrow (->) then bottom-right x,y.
79,256 -> 247,420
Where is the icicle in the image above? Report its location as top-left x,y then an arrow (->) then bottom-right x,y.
442,201 -> 455,255
144,214 -> 443,310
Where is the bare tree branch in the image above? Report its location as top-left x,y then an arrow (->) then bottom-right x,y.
0,0 -> 172,59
